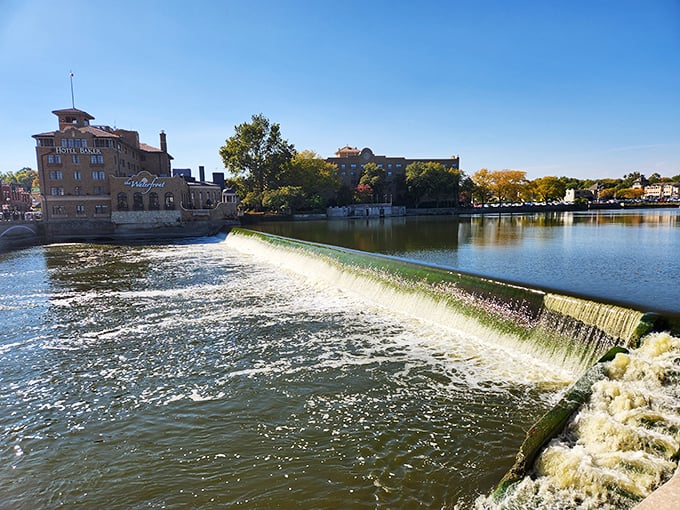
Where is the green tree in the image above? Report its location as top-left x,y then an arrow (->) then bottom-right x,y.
359,163 -> 387,202
262,186 -> 305,214
219,114 -> 295,205
281,150 -> 340,209
405,162 -> 462,207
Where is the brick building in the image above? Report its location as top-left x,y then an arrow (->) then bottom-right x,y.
33,107 -> 236,240
326,146 -> 461,201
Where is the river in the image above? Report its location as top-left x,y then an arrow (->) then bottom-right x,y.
0,209 -> 678,508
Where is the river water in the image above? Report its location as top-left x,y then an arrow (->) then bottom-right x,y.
1,210 -> 678,509
250,209 -> 680,314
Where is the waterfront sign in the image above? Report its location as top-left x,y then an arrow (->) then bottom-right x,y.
123,176 -> 166,194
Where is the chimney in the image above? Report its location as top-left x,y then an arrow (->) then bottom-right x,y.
160,130 -> 167,153
199,165 -> 205,182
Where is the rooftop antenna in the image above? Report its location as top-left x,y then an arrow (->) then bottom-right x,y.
69,70 -> 75,108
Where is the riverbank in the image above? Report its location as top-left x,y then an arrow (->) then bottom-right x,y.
237,202 -> 680,224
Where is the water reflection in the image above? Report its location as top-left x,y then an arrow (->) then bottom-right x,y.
251,209 -> 680,313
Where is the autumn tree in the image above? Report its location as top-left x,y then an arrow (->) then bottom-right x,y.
219,114 -> 295,207
490,170 -> 528,203
531,176 -> 566,202
471,168 -> 493,205
0,168 -> 38,191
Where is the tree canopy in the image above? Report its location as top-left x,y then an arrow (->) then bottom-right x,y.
219,114 -> 295,203
405,162 -> 464,207
0,168 -> 38,191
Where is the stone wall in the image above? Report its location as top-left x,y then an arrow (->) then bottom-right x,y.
111,209 -> 181,225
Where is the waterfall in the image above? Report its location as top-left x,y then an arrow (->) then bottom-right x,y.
224,229 -> 663,375
224,228 -> 680,508
482,332 -> 680,510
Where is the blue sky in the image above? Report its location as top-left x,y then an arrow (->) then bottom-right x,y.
1,0 -> 678,180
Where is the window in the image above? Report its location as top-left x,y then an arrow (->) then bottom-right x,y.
149,192 -> 160,210
351,164 -> 357,169
90,155 -> 104,165
93,186 -> 105,195
37,138 -> 54,147
387,164 -> 393,169
61,138 -> 87,148
94,139 -> 113,148
133,192 -> 144,211
50,187 -> 64,196
340,164 -> 346,169
117,193 -> 129,211
72,155 -> 80,164
47,154 -> 62,164
75,204 -> 86,216
94,205 -> 108,215
396,164 -> 402,169
49,171 -> 63,180
52,205 -> 66,215
164,192 -> 175,210
74,186 -> 82,196
73,170 -> 82,180
92,171 -> 105,180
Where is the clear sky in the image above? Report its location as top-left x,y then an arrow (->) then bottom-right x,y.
1,0 -> 678,180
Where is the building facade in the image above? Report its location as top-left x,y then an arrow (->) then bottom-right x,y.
326,146 -> 460,201
644,182 -> 680,200
2,183 -> 32,218
33,108 -> 237,239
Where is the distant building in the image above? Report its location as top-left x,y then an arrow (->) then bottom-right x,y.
2,183 -> 32,215
33,107 -> 237,239
326,146 -> 460,201
644,182 -> 680,200
173,168 -> 192,178
564,186 -> 598,203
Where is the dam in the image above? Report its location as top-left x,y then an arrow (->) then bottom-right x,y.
226,227 -> 680,509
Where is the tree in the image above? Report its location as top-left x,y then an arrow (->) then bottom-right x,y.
354,183 -> 373,203
491,170 -> 528,203
281,150 -> 341,209
359,163 -> 387,202
219,114 -> 295,205
405,162 -> 463,207
262,186 -> 305,213
471,168 -> 494,205
532,176 -> 567,202
0,168 -> 37,191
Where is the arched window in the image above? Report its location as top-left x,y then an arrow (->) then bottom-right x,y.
164,192 -> 175,210
117,192 -> 128,211
149,192 -> 160,210
133,192 -> 144,211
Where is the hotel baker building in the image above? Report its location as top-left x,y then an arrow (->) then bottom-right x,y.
34,108 -> 235,240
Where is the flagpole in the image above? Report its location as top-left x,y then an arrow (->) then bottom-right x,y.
69,71 -> 75,108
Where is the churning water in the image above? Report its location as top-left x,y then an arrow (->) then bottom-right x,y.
1,238 -> 567,509
1,232 -> 678,509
